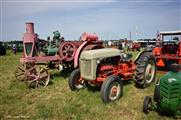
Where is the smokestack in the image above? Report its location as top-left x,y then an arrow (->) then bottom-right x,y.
25,22 -> 34,33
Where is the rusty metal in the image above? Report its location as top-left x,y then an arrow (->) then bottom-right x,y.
25,65 -> 50,88
80,32 -> 98,41
59,41 -> 83,62
15,22 -> 103,88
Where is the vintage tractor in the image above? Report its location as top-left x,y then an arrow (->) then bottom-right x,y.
143,64 -> 181,118
15,22 -> 103,88
153,31 -> 181,69
68,48 -> 156,103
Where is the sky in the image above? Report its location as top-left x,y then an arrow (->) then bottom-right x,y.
1,0 -> 181,41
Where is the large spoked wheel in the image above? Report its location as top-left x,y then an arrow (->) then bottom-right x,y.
69,68 -> 86,91
15,63 -> 32,81
101,76 -> 123,103
26,65 -> 50,88
135,52 -> 156,88
143,96 -> 152,114
59,42 -> 77,62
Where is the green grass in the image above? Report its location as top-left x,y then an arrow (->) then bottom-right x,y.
0,51 -> 174,120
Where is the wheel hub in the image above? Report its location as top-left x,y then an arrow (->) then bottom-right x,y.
26,65 -> 50,88
145,62 -> 155,83
111,86 -> 118,94
109,83 -> 121,100
59,42 -> 77,62
75,76 -> 84,89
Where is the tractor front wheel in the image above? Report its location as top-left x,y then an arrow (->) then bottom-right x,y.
101,75 -> 123,103
154,84 -> 160,102
68,68 -> 86,91
143,96 -> 152,114
26,65 -> 50,88
135,52 -> 156,88
15,63 -> 33,81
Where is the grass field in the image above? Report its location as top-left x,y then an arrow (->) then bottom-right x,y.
0,51 -> 175,120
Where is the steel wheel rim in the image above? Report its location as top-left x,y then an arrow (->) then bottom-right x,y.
109,82 -> 121,101
27,66 -> 50,88
15,64 -> 26,81
145,61 -> 155,83
15,63 -> 32,81
62,44 -> 73,57
60,42 -> 76,61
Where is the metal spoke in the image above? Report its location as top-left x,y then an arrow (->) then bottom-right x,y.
26,65 -> 50,88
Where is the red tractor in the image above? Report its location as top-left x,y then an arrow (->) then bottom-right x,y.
153,31 -> 181,69
68,48 -> 156,103
15,22 -> 103,88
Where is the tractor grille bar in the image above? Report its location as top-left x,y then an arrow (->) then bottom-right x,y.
160,81 -> 180,99
82,60 -> 92,76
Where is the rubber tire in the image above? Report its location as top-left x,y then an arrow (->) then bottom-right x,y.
135,52 -> 156,88
153,84 -> 160,102
143,96 -> 152,114
101,75 -> 123,103
68,68 -> 84,91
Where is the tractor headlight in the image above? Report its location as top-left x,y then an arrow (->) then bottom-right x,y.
59,64 -> 63,71
123,54 -> 127,58
97,59 -> 100,64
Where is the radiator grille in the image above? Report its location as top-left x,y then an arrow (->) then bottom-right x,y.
160,80 -> 180,99
82,60 -> 92,76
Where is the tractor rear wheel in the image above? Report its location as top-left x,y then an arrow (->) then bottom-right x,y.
143,96 -> 152,114
135,52 -> 156,88
68,68 -> 86,91
101,75 -> 123,103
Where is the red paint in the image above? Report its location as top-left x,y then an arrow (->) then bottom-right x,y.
153,31 -> 181,68
178,41 -> 181,56
74,41 -> 88,68
153,47 -> 161,56
80,32 -> 98,41
21,22 -> 103,67
59,41 -> 82,62
74,41 -> 103,68
89,60 -> 136,85
156,58 -> 165,67
22,23 -> 38,57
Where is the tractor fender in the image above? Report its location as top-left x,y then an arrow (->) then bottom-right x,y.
74,41 -> 88,68
74,42 -> 103,68
134,50 -> 153,63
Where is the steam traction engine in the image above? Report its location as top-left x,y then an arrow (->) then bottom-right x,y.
68,48 -> 156,103
15,22 -> 103,88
